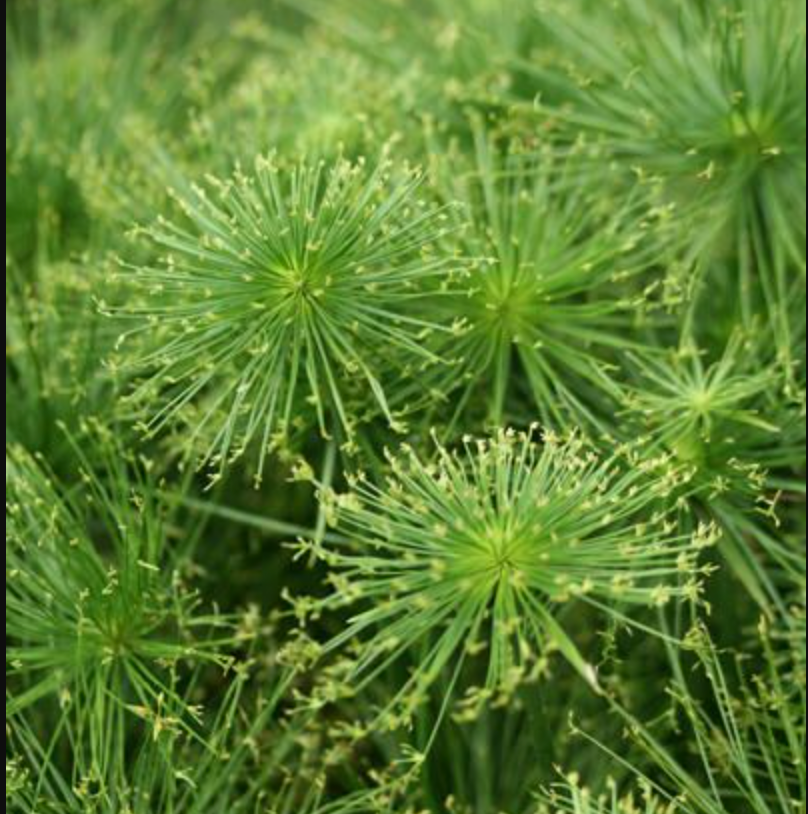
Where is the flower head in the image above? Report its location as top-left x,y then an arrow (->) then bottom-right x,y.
535,0 -> 806,372
117,154 -> 456,476
623,334 -> 804,608
6,432 -> 238,772
624,334 -> 789,486
435,129 -> 667,431
314,428 -> 706,726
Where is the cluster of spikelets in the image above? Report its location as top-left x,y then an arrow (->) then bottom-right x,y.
6,0 -> 806,812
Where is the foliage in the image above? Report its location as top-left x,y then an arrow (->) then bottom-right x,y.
115,153 -> 455,478
531,0 -> 807,377
6,0 -> 805,811
307,428 -> 710,727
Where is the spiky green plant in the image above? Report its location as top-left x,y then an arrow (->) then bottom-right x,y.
303,428 -> 713,736
532,0 -> 807,374
625,337 -> 784,476
433,127 -> 672,432
548,624 -> 807,814
7,660 -> 410,814
623,333 -> 806,608
5,432 -> 242,789
6,0 -> 806,810
651,626 -> 807,814
115,153 -> 456,479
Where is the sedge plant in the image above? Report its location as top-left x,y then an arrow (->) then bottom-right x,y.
530,0 -> 807,378
432,125 -> 674,432
6,0 -> 806,810
7,658 -> 412,814
6,430 -> 242,793
115,152 -> 457,479
623,332 -> 806,609
301,427 -> 714,740
550,624 -> 807,814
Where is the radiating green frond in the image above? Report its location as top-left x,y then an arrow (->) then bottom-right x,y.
434,127 -> 673,432
531,0 -> 806,374
116,154 -> 458,479
303,428 -> 712,737
6,433 -> 242,791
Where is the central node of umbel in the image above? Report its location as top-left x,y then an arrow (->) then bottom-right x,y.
485,526 -> 524,577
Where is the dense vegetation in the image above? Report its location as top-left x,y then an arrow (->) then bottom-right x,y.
6,1 -> 806,812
